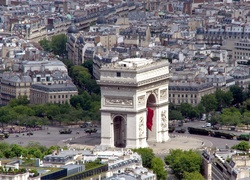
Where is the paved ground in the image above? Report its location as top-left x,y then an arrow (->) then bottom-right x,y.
148,135 -> 204,155
2,124 -> 240,157
3,126 -> 93,147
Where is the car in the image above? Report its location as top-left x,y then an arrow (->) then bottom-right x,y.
27,131 -> 33,136
80,122 -> 93,128
85,128 -> 97,134
59,129 -> 72,134
175,128 -> 186,133
206,123 -> 211,127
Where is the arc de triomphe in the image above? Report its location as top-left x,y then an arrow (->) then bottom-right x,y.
97,58 -> 170,148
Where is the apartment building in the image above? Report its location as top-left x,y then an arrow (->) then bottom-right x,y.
169,82 -> 215,106
233,40 -> 250,60
120,26 -> 151,47
0,72 -> 32,105
202,149 -> 250,180
30,83 -> 78,104
230,66 -> 250,91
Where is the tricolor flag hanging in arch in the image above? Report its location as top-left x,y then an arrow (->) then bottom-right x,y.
147,107 -> 154,131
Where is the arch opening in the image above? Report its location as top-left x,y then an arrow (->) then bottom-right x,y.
146,94 -> 156,141
113,116 -> 126,148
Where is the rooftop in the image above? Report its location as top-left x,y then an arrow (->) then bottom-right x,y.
31,83 -> 78,92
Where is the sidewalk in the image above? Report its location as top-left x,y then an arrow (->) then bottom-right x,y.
148,135 -> 204,155
61,135 -> 205,155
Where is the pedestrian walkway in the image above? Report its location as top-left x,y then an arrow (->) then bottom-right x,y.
59,134 -> 210,155
148,135 -> 205,155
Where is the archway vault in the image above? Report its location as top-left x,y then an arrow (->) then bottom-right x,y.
113,115 -> 126,148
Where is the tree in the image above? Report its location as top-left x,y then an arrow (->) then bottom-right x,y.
82,59 -> 93,75
215,89 -> 233,110
0,107 -> 15,127
243,99 -> 250,111
230,85 -> 244,105
220,107 -> 241,126
132,148 -> 155,169
169,110 -> 183,120
151,157 -> 167,180
183,171 -> 204,180
10,144 -> 23,157
210,113 -> 222,126
165,149 -> 202,179
180,103 -> 193,117
50,34 -> 67,56
39,38 -> 51,52
232,141 -> 250,151
201,94 -> 217,113
8,95 -> 29,107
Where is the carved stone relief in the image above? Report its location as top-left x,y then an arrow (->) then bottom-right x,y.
105,97 -> 133,106
160,89 -> 167,100
139,116 -> 144,138
153,89 -> 158,97
138,95 -> 145,106
161,110 -> 167,131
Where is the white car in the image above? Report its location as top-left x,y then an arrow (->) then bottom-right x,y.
206,123 -> 211,127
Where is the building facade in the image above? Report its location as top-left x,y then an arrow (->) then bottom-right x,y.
30,83 -> 78,104
0,73 -> 32,105
169,82 -> 215,106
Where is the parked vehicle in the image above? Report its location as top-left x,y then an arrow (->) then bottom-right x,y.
169,126 -> 175,133
85,128 -> 97,134
27,131 -> 33,136
188,127 -> 211,136
206,123 -> 211,127
175,128 -> 186,133
59,129 -> 72,134
201,114 -> 206,121
237,134 -> 250,141
80,122 -> 92,128
3,131 -> 9,138
212,125 -> 220,130
211,131 -> 235,140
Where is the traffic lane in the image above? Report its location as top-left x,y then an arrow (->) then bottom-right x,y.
182,121 -> 249,136
69,132 -> 101,146
174,132 -> 240,149
3,126 -> 101,147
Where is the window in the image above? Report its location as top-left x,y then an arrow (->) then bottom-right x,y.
62,95 -> 64,98
116,72 -> 121,77
58,95 -> 60,98
66,95 -> 68,98
50,96 -> 52,99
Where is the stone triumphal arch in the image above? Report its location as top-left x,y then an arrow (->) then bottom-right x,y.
97,58 -> 170,148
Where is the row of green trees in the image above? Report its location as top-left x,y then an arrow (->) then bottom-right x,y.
64,59 -> 101,121
0,142 -> 60,159
0,97 -> 96,127
170,86 -> 250,124
165,149 -> 203,180
132,148 -> 167,180
39,34 -> 67,56
132,148 -> 204,180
